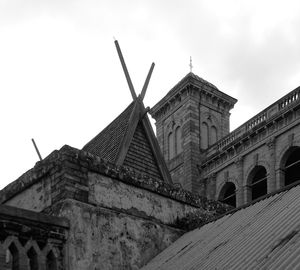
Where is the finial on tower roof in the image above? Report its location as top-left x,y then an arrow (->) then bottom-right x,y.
189,56 -> 193,73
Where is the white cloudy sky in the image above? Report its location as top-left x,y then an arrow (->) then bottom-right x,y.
1,0 -> 300,189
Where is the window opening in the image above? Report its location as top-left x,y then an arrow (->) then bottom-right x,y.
219,182 -> 236,207
250,166 -> 267,200
284,147 -> 300,186
46,251 -> 57,270
175,127 -> 182,154
27,247 -> 38,270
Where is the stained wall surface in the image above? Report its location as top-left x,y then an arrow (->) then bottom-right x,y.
0,146 -> 229,269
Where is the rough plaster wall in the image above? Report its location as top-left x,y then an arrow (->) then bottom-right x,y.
58,199 -> 183,270
4,178 -> 51,211
88,173 -> 198,225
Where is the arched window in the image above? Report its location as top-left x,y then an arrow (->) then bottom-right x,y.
168,132 -> 175,160
210,126 -> 218,145
46,251 -> 57,270
219,182 -> 236,207
27,247 -> 38,270
175,126 -> 182,155
249,166 -> 267,201
284,147 -> 300,186
201,122 -> 209,149
8,243 -> 19,270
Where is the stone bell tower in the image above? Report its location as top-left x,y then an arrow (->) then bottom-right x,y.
150,72 -> 237,193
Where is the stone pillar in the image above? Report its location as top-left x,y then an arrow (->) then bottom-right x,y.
244,185 -> 252,204
276,168 -> 285,189
19,250 -> 30,270
267,138 -> 276,193
235,157 -> 244,206
198,176 -> 207,198
207,173 -> 216,200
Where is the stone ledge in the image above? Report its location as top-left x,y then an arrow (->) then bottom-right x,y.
0,204 -> 69,229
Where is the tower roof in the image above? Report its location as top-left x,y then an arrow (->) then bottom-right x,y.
150,72 -> 237,119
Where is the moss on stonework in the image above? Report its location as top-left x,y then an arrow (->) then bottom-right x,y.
0,145 -> 230,215
171,205 -> 233,231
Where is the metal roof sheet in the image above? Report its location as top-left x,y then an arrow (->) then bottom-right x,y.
142,185 -> 300,270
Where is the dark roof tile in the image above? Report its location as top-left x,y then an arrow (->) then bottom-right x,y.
82,102 -> 134,163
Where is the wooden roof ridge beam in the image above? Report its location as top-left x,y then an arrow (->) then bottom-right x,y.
140,62 -> 155,101
114,40 -> 137,100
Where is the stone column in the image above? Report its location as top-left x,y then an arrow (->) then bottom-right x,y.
267,138 -> 276,193
244,185 -> 252,204
235,157 -> 244,206
207,173 -> 217,200
276,168 -> 285,189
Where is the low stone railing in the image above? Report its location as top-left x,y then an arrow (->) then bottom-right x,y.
0,205 -> 69,270
214,86 -> 300,152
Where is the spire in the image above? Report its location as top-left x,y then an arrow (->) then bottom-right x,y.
189,56 -> 193,73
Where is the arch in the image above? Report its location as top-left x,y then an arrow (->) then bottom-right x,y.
8,242 -> 19,270
280,146 -> 300,186
210,126 -> 218,145
175,126 -> 182,155
46,250 -> 57,270
168,132 -> 175,160
218,182 -> 236,207
248,166 -> 267,201
27,246 -> 39,270
201,122 -> 209,149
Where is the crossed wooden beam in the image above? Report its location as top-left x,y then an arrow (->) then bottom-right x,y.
114,40 -> 155,102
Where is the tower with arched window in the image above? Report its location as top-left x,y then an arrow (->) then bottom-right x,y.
151,72 -> 237,192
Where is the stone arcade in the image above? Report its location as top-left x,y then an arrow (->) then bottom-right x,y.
1,44 -> 300,269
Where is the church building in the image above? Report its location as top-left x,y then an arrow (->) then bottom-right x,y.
1,42 -> 300,269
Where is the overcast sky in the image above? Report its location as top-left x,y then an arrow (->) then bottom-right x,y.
1,0 -> 300,189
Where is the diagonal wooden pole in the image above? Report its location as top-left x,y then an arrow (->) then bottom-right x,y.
114,40 -> 137,100
31,138 -> 42,161
140,62 -> 155,101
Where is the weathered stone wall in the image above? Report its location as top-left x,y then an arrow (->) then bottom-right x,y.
0,145 -> 230,269
4,173 -> 52,211
55,199 -> 182,270
88,172 -> 202,225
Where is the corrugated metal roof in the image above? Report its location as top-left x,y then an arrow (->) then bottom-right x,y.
142,184 -> 300,270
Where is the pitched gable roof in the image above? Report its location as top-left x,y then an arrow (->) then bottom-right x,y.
82,98 -> 172,184
142,183 -> 300,270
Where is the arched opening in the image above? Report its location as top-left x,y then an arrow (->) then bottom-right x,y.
201,122 -> 209,149
46,251 -> 57,270
219,182 -> 236,207
284,147 -> 300,186
27,247 -> 38,270
210,126 -> 218,145
175,126 -> 182,154
168,132 -> 175,160
8,243 -> 19,270
249,166 -> 267,201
